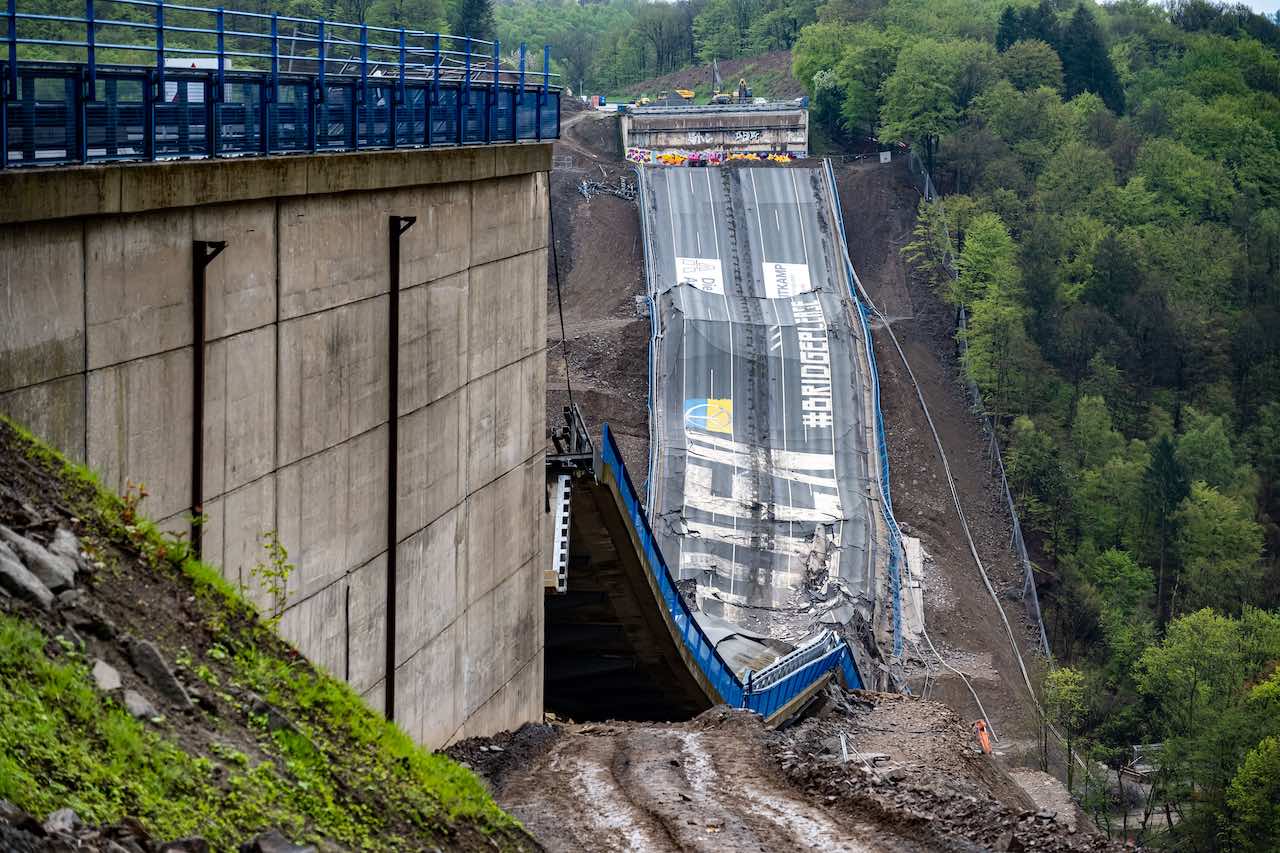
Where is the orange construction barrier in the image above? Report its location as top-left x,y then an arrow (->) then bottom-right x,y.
973,719 -> 992,754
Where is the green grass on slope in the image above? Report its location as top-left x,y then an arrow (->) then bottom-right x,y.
0,419 -> 525,851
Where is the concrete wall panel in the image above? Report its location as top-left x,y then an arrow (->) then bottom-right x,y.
399,271 -> 469,413
399,183 -> 472,288
0,374 -> 86,462
86,347 -> 193,519
276,441 -> 350,602
463,370 -> 498,491
397,390 -> 462,541
85,210 -> 192,369
347,554 -> 387,694
221,475 -> 277,609
462,582 -> 501,720
395,621 -> 462,747
463,469 -> 498,608
395,507 -> 463,667
0,221 -> 84,391
195,200 -> 277,341
467,249 -> 546,383
279,577 -> 347,679
471,172 -> 548,267
277,296 -> 388,465
344,425 -> 388,569
203,327 -> 276,499
278,194 -> 389,319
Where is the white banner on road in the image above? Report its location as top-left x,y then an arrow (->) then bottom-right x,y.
762,262 -> 813,298
676,257 -> 725,294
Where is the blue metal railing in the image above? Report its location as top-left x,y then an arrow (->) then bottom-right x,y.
598,423 -> 863,721
824,157 -> 904,659
1,0 -> 559,167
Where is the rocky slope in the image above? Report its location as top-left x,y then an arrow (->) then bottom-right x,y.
0,418 -> 534,852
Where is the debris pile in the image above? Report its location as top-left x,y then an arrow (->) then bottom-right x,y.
577,176 -> 637,201
775,692 -> 1124,852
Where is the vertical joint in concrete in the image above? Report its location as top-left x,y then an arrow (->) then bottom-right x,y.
385,214 -> 415,722
191,239 -> 227,558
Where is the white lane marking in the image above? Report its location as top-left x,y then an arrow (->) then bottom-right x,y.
665,171 -> 682,287
789,168 -> 813,286
792,169 -> 846,550
705,168 -> 738,595
774,207 -> 781,230
755,170 -> 800,576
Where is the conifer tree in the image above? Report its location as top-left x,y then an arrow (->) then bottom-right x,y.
996,6 -> 1019,51
1059,4 -> 1124,113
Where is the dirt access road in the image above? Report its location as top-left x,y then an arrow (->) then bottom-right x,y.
449,697 -> 1121,852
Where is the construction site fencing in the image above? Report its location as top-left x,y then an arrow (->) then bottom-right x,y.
2,0 -> 559,167
905,150 -> 1051,656
599,423 -> 864,721
824,158 -> 905,661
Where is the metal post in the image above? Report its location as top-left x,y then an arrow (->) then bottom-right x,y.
355,22 -> 367,147
265,12 -> 277,153
1,0 -> 14,167
104,77 -> 117,157
78,0 -> 95,162
215,7 -> 224,100
458,36 -> 469,145
385,214 -> 416,722
487,38 -> 497,144
314,17 -> 325,150
518,42 -> 525,141
536,44 -> 548,141
155,0 -> 165,88
392,27 -> 405,147
191,239 -> 227,559
427,32 -> 439,145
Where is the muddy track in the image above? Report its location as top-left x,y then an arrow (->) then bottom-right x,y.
497,719 -> 903,852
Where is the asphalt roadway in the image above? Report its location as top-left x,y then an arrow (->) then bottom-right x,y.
639,164 -> 875,649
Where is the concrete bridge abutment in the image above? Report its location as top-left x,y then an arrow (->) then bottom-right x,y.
0,143 -> 551,746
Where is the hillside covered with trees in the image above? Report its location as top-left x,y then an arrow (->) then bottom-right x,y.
793,0 -> 1280,847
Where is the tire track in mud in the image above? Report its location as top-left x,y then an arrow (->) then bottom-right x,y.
496,720 -> 904,852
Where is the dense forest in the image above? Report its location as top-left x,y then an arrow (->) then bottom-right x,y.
494,0 -> 821,93
790,0 -> 1280,847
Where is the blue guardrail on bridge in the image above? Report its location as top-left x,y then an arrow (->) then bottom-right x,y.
1,0 -> 560,168
599,422 -> 863,723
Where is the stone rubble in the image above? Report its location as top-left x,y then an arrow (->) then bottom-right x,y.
0,539 -> 54,610
0,524 -> 77,592
92,659 -> 123,692
0,802 -> 328,853
124,637 -> 193,710
122,689 -> 159,720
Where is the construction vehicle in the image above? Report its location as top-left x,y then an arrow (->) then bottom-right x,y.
674,88 -> 695,101
708,72 -> 754,105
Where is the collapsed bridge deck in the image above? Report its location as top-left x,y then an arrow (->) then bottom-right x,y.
545,161 -> 900,724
